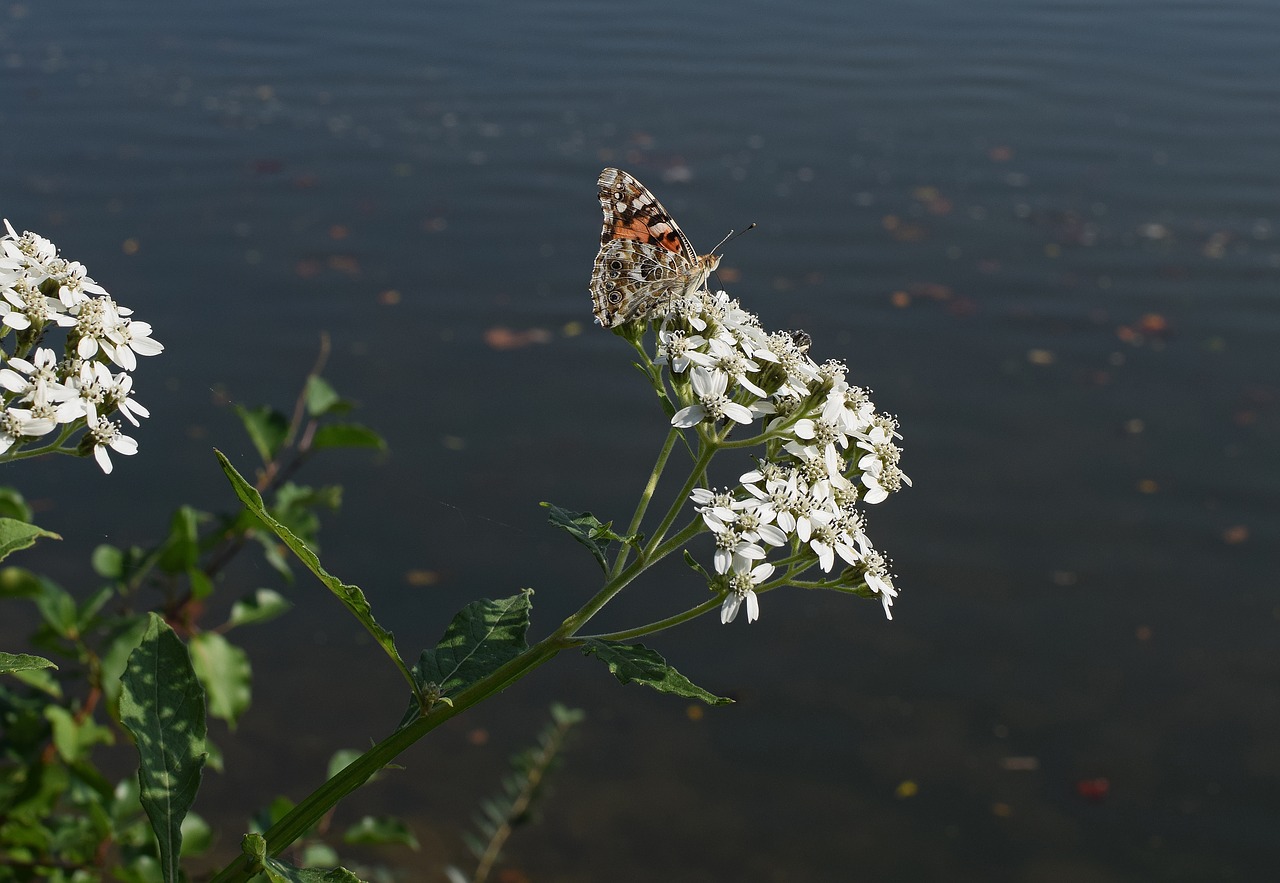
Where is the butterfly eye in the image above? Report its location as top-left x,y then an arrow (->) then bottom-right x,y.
608,290 -> 623,305
609,259 -> 623,271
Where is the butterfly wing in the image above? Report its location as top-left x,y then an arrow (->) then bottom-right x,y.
596,167 -> 698,261
591,168 -> 704,327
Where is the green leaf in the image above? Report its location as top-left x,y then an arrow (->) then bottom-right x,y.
156,506 -> 200,575
343,815 -> 419,849
45,704 -> 114,763
263,860 -> 366,883
189,632 -> 252,728
304,375 -> 343,417
541,503 -> 626,572
32,578 -> 78,638
241,837 -> 368,883
0,486 -> 32,521
409,591 -> 532,704
0,517 -> 60,564
101,615 -> 152,717
226,588 -> 293,629
311,423 -> 386,452
216,450 -> 413,690
0,651 -> 57,673
581,640 -> 732,706
92,543 -> 126,578
235,404 -> 290,463
181,812 -> 213,857
119,613 -> 208,883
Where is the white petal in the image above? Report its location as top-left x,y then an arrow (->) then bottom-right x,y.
721,593 -> 742,624
723,402 -> 755,425
744,590 -> 760,623
94,445 -> 114,473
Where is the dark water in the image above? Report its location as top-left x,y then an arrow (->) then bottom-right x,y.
3,1 -> 1278,880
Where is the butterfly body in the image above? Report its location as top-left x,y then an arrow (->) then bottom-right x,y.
590,167 -> 720,327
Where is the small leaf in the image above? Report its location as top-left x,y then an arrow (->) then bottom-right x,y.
235,404 -> 290,463
582,640 -> 732,705
304,375 -> 343,417
542,503 -> 625,572
343,815 -> 420,849
156,507 -> 200,575
226,588 -> 293,629
189,632 -> 252,728
92,544 -> 126,578
0,517 -> 60,564
0,651 -> 57,674
682,549 -> 711,581
119,613 -> 208,883
409,591 -> 532,705
45,704 -> 114,763
311,423 -> 386,452
216,450 -> 414,691
0,486 -> 33,521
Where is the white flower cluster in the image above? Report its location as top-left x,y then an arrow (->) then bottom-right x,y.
652,289 -> 909,624
0,220 -> 163,473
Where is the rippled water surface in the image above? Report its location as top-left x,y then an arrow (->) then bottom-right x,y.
2,1 -> 1278,880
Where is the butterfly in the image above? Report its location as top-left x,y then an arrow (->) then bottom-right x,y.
590,167 -> 722,328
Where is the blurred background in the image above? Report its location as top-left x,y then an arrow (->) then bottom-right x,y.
2,0 -> 1277,880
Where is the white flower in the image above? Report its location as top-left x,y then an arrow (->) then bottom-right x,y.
86,413 -> 137,474
711,525 -> 766,575
655,328 -> 710,374
721,562 -> 774,624
102,318 -> 164,371
0,407 -> 57,454
0,348 -> 74,409
860,550 -> 898,620
671,367 -> 754,428
70,296 -> 123,360
690,487 -> 738,531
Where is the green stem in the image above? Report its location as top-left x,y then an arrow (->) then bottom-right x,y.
577,594 -> 723,643
207,633 -> 570,883
642,442 -> 714,560
610,427 -> 680,580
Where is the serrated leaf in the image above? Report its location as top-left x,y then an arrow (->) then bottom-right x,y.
0,651 -> 57,673
541,503 -> 624,572
216,450 -> 413,691
582,640 -> 732,705
227,588 -> 293,629
189,632 -> 252,729
311,423 -> 385,452
234,404 -> 290,463
0,517 -> 60,564
343,815 -> 419,848
119,614 -> 208,883
410,592 -> 532,703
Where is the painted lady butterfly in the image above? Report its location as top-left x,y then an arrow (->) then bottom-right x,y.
590,168 -> 721,328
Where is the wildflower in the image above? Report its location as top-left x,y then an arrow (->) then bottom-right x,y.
721,562 -> 774,624
671,367 -> 755,428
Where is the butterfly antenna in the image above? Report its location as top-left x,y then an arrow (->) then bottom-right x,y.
712,222 -> 757,253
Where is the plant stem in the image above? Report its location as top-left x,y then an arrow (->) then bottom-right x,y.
207,633 -> 571,883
